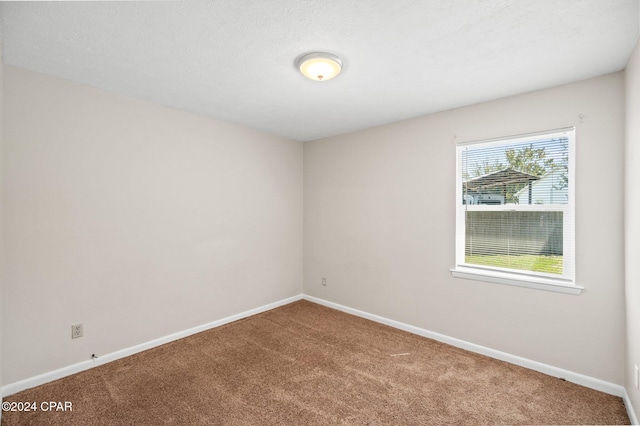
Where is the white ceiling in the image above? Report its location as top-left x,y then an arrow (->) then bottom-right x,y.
1,1 -> 638,142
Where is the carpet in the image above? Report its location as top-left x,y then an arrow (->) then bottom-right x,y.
1,300 -> 629,425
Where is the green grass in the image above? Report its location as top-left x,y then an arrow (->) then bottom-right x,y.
465,254 -> 563,274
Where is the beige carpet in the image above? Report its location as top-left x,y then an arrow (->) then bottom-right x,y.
1,300 -> 629,425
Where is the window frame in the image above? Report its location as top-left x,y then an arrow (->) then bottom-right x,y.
451,128 -> 582,295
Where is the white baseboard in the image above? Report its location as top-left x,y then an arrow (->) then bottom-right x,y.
623,389 -> 639,425
1,294 -> 303,397
303,295 -> 626,398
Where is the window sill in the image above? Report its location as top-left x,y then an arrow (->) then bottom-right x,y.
450,267 -> 583,295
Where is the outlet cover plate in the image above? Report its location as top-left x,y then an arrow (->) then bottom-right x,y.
71,324 -> 83,339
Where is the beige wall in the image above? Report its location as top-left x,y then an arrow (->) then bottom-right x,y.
304,72 -> 626,384
2,66 -> 303,384
625,38 -> 640,416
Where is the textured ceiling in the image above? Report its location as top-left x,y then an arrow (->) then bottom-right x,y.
1,1 -> 639,141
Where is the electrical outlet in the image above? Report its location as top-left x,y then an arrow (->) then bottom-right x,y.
322,277 -> 327,286
635,364 -> 639,389
71,324 -> 83,339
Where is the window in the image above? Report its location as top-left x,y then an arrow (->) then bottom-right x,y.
451,128 -> 581,295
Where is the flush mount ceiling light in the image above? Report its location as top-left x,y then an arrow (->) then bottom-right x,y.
296,52 -> 343,82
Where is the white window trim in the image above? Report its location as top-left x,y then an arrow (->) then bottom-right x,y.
451,127 -> 581,295
450,267 -> 583,295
